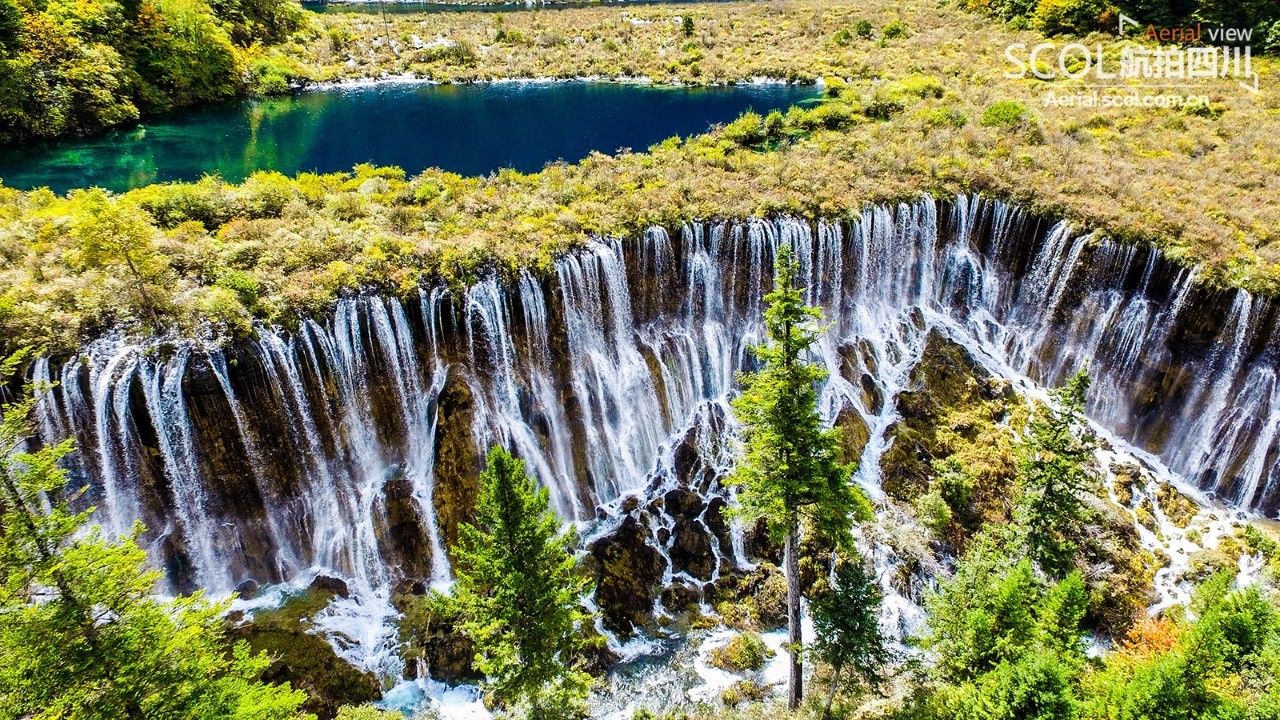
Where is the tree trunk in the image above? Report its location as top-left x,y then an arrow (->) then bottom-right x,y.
823,664 -> 842,720
785,514 -> 802,709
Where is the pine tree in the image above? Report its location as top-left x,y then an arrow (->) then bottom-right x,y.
729,243 -> 872,709
451,447 -> 593,720
1015,369 -> 1100,578
809,558 -> 890,720
0,350 -> 311,720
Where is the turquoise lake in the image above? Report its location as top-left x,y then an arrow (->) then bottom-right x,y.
0,82 -> 815,194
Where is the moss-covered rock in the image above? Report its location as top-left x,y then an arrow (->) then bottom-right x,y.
708,632 -> 774,673
710,562 -> 787,631
1080,503 -> 1159,638
880,330 -> 1007,502
1155,483 -> 1200,528
432,376 -> 482,555
721,679 -> 771,707
588,513 -> 665,637
834,403 -> 871,465
396,590 -> 478,684
229,589 -> 381,720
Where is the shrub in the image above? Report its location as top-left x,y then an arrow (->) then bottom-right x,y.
1031,0 -> 1108,35
794,101 -> 857,129
865,97 -> 905,121
215,268 -> 261,307
129,178 -> 237,229
240,171 -> 299,218
926,107 -> 969,127
981,100 -> 1031,128
882,19 -> 908,39
763,110 -> 786,139
723,111 -> 766,146
708,632 -> 774,672
855,19 -> 875,38
721,679 -> 769,707
891,73 -> 945,99
193,285 -> 252,336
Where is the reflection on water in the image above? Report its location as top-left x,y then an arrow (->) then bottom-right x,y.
0,82 -> 813,194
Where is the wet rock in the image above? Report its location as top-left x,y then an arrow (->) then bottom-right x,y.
834,403 -> 871,464
710,562 -> 787,630
705,496 -> 734,552
234,579 -> 261,600
433,377 -> 482,555
577,622 -> 622,677
396,592 -> 478,684
229,591 -> 380,720
375,470 -> 433,581
744,517 -> 782,565
663,487 -> 703,519
661,582 -> 702,613
880,330 -> 1002,501
1155,483 -> 1200,528
588,514 -> 665,638
308,575 -> 350,599
669,518 -> 715,581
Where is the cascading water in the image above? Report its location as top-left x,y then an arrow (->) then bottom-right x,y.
30,194 -> 1280,686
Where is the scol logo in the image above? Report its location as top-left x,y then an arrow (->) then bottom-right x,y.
1003,13 -> 1261,104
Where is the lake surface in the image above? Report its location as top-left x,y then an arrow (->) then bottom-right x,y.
0,82 -> 814,194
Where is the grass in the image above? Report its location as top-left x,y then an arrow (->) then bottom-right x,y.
1,0 -> 1278,352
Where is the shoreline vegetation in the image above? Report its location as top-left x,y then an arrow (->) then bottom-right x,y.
1,0 -> 1278,353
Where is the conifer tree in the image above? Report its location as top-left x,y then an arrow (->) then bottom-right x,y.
810,558 -> 890,719
729,243 -> 871,709
1015,369 -> 1100,578
451,447 -> 593,720
0,350 -> 310,719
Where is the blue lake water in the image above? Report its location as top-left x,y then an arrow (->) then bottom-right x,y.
0,82 -> 815,194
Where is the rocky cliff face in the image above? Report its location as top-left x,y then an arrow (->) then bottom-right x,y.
30,195 -> 1279,635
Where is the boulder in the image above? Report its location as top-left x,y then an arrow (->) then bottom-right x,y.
588,514 -> 665,637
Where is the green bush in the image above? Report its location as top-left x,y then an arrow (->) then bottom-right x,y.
129,178 -> 237,229
723,110 -> 766,146
855,19 -> 875,38
0,0 -> 303,144
240,171 -> 300,218
981,100 -> 1031,128
926,106 -> 969,128
890,73 -> 945,99
708,632 -> 774,672
1032,0 -> 1109,35
882,19 -> 908,39
864,97 -> 905,121
215,268 -> 261,307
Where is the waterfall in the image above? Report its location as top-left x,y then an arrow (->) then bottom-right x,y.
30,194 -> 1279,624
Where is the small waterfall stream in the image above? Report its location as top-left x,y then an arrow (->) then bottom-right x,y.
30,194 -> 1280,690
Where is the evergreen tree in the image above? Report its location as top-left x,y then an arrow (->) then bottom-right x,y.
0,350 -> 310,720
1015,369 -> 1100,578
452,447 -> 593,720
809,557 -> 890,719
920,531 -> 1087,720
729,242 -> 871,709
